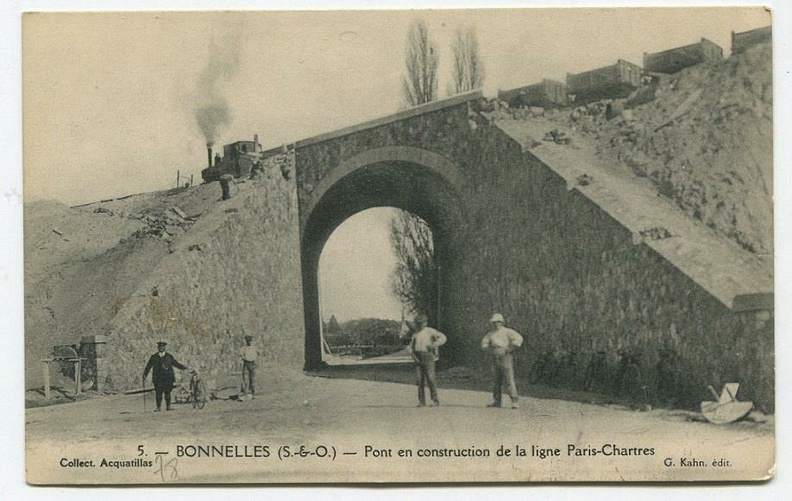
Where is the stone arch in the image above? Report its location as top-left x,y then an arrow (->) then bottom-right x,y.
301,146 -> 463,233
299,146 -> 466,369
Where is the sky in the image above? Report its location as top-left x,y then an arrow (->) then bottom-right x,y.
319,207 -> 404,322
22,8 -> 771,206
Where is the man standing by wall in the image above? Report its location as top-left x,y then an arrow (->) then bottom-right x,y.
409,314 -> 447,407
240,335 -> 259,400
481,313 -> 524,409
142,341 -> 188,412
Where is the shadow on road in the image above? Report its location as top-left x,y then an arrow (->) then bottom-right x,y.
309,362 -> 635,410
352,403 -> 489,410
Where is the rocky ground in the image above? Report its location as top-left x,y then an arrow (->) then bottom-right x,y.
499,42 -> 772,257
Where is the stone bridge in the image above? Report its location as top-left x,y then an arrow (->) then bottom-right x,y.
292,91 -> 773,410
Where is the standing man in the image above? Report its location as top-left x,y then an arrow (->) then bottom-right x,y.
219,173 -> 234,200
481,313 -> 524,409
240,335 -> 260,400
409,314 -> 447,407
142,341 -> 188,412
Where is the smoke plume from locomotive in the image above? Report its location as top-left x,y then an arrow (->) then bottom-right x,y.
194,30 -> 241,149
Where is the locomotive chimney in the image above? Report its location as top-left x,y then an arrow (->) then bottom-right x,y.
207,144 -> 213,168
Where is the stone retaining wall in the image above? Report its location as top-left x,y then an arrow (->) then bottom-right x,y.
103,154 -> 304,391
444,122 -> 773,411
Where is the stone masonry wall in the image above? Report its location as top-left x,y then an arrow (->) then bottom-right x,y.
443,122 -> 773,411
296,99 -> 773,412
103,154 -> 304,391
296,102 -> 475,229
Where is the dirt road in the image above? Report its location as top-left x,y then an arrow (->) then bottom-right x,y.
25,371 -> 773,484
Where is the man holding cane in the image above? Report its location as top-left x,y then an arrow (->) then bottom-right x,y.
142,341 -> 188,412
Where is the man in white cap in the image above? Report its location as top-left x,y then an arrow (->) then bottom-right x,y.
409,313 -> 447,407
481,313 -> 524,409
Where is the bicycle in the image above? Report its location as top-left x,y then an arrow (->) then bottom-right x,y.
529,350 -> 559,385
558,350 -> 584,388
189,369 -> 207,410
582,350 -> 610,393
529,348 -> 580,386
655,348 -> 679,408
616,349 -> 643,399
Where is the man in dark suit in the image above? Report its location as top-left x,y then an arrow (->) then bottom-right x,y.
143,341 -> 188,412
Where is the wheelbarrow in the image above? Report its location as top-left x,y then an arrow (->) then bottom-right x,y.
700,383 -> 753,424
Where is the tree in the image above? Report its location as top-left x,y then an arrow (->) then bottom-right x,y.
341,318 -> 402,347
389,211 -> 437,319
449,26 -> 484,95
402,19 -> 439,107
394,20 -> 440,321
326,315 -> 340,335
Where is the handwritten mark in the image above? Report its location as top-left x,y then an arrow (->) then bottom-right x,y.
154,453 -> 178,482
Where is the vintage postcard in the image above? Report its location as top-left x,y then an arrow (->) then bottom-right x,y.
22,7 -> 774,484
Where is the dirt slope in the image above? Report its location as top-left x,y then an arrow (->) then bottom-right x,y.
24,199 -> 144,283
25,152 -> 304,392
506,42 -> 772,256
24,185 -> 219,388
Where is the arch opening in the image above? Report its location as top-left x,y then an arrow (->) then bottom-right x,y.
301,158 -> 465,370
318,207 -> 436,366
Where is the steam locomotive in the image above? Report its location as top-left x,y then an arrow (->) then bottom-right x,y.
201,135 -> 263,183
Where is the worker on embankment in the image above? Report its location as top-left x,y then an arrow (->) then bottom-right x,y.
219,174 -> 234,200
249,159 -> 264,180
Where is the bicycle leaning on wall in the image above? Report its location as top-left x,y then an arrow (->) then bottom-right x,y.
615,348 -> 644,400
189,369 -> 208,410
582,350 -> 610,393
529,348 -> 581,388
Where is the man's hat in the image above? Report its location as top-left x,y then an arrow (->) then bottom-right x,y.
489,313 -> 505,324
244,335 -> 253,341
157,341 -> 168,346
415,313 -> 428,324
